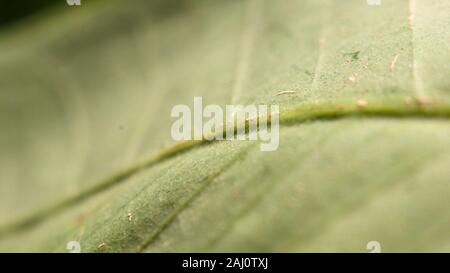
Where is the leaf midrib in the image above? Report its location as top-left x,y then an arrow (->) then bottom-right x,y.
1,97 -> 450,240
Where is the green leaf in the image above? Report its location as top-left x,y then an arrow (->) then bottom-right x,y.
0,0 -> 449,252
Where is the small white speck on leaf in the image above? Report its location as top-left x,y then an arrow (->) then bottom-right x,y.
356,99 -> 368,108
348,74 -> 357,83
97,242 -> 106,249
390,54 -> 399,72
275,90 -> 297,96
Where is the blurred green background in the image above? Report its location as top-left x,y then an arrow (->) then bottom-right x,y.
0,0 -> 62,28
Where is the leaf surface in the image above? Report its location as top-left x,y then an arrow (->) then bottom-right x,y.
0,0 -> 449,252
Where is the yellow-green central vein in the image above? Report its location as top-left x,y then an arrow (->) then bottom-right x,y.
1,96 -> 450,239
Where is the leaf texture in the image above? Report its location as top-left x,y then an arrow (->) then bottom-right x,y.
0,0 -> 449,252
